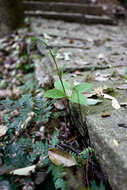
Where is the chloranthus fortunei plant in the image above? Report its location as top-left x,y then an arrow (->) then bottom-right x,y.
33,37 -> 92,105
44,80 -> 92,106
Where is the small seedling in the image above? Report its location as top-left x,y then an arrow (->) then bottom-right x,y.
32,36 -> 92,106
44,79 -> 92,106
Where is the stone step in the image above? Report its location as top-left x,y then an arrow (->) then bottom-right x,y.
25,10 -> 115,24
24,1 -> 104,15
30,0 -> 90,3
71,104 -> 127,190
86,108 -> 127,190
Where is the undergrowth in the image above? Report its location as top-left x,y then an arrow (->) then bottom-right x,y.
0,92 -> 105,189
0,36 -> 107,190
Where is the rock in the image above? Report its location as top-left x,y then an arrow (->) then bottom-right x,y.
86,108 -> 127,190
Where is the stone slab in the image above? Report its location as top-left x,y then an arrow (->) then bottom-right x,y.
24,1 -> 104,15
86,108 -> 127,190
28,0 -> 90,4
25,10 -> 114,24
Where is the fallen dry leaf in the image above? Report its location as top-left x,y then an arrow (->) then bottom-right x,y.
103,94 -> 113,100
95,72 -> 110,81
112,98 -> 120,110
101,111 -> 111,117
94,87 -> 120,110
10,165 -> 36,176
43,33 -> 52,40
87,98 -> 102,105
48,148 -> 77,167
0,125 -> 8,137
103,94 -> 120,109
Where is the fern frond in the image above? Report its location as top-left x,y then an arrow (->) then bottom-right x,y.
34,96 -> 52,123
90,180 -> 105,190
69,151 -> 79,161
29,141 -> 44,162
51,164 -> 67,190
50,129 -> 59,148
0,94 -> 53,135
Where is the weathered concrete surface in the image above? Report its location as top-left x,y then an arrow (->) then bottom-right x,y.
86,108 -> 127,190
30,17 -> 127,190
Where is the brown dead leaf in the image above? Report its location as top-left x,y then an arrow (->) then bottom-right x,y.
69,39 -> 74,44
48,148 -> 77,167
101,111 -> 111,118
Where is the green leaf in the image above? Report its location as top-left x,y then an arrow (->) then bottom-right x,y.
54,80 -> 70,94
73,82 -> 92,93
69,90 -> 87,105
44,89 -> 66,99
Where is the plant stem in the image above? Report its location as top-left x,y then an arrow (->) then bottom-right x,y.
40,39 -> 74,126
48,48 -> 73,124
49,49 -> 67,96
86,152 -> 90,189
